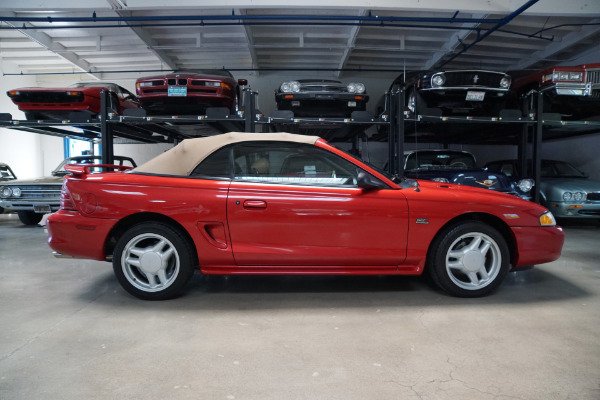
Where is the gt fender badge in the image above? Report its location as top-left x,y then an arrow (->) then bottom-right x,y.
416,218 -> 429,224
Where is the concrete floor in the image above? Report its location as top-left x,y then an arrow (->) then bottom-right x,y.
0,213 -> 599,400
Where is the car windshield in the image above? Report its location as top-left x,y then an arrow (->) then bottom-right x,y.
541,161 -> 586,178
71,82 -> 116,90
405,151 -> 476,170
0,165 -> 16,180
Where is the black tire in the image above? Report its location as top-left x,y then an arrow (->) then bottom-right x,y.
112,222 -> 196,300
17,210 -> 44,226
427,221 -> 510,297
407,88 -> 427,115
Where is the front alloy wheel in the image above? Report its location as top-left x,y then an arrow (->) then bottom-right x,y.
428,222 -> 509,297
113,222 -> 195,300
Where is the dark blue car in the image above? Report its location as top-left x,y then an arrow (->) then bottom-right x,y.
403,149 -> 533,200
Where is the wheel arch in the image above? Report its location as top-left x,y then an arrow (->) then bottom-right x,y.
427,212 -> 517,267
104,212 -> 199,266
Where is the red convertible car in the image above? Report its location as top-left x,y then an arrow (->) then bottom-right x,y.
135,70 -> 247,115
7,82 -> 140,121
47,132 -> 564,300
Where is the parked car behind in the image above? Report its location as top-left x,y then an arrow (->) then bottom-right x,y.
47,132 -> 563,300
402,149 -> 533,200
0,155 -> 136,225
7,82 -> 140,121
388,70 -> 512,117
485,159 -> 600,221
0,162 -> 17,214
274,79 -> 369,118
511,63 -> 600,120
135,70 -> 247,116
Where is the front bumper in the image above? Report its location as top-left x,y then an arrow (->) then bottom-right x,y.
547,201 -> 600,219
511,225 -> 565,267
0,199 -> 59,213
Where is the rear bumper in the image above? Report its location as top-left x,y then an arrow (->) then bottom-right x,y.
46,210 -> 118,261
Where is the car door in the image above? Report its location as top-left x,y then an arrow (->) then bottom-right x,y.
225,142 -> 409,268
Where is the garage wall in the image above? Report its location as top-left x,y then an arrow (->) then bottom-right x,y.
0,64 -> 64,180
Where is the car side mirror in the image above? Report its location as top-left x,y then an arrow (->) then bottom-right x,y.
238,79 -> 248,86
357,171 -> 383,191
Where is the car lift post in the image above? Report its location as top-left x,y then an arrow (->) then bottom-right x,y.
100,90 -> 114,165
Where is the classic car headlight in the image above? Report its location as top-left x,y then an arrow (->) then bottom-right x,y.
432,177 -> 449,183
500,77 -> 511,88
280,81 -> 301,93
1,186 -> 12,198
516,178 -> 534,193
347,82 -> 366,93
12,187 -> 21,197
432,74 -> 446,87
553,72 -> 583,82
573,192 -> 586,202
540,211 -> 557,226
562,192 -> 572,201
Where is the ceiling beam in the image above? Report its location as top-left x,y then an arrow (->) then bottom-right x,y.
509,19 -> 600,70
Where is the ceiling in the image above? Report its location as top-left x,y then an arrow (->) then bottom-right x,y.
1,0 -> 599,83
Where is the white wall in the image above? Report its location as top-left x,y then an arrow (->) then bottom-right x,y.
0,63 -> 64,179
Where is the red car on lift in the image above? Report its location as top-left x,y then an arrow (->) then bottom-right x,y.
512,63 -> 600,120
6,82 -> 140,121
47,132 -> 564,300
135,70 -> 247,116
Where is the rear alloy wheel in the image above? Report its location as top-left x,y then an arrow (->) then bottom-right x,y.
428,222 -> 509,297
17,210 -> 44,226
113,222 -> 195,300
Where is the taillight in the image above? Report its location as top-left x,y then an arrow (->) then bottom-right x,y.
60,182 -> 76,210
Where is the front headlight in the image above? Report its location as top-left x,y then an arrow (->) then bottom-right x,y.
205,81 -> 221,87
563,192 -> 573,201
280,81 -> 301,93
540,211 -> 557,226
573,192 -> 586,202
138,82 -> 153,87
500,77 -> 511,88
432,177 -> 449,183
347,82 -> 366,93
432,74 -> 446,87
516,179 -> 534,193
1,186 -> 12,198
12,187 -> 21,197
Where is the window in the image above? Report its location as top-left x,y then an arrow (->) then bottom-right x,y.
232,142 -> 359,187
190,146 -> 232,179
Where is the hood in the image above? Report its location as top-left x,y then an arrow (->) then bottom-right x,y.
2,176 -> 63,185
541,178 -> 600,194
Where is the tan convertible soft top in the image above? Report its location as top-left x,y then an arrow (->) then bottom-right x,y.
133,132 -> 321,176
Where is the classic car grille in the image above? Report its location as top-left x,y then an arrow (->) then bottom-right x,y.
445,73 -> 504,87
4,185 -> 61,200
167,78 -> 188,86
300,84 -> 344,93
585,70 -> 600,85
9,91 -> 84,103
587,192 -> 600,201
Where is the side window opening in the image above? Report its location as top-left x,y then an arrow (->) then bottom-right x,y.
232,142 -> 360,187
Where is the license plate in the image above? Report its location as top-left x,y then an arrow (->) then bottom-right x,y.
168,86 -> 187,97
33,205 -> 51,213
466,91 -> 485,101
